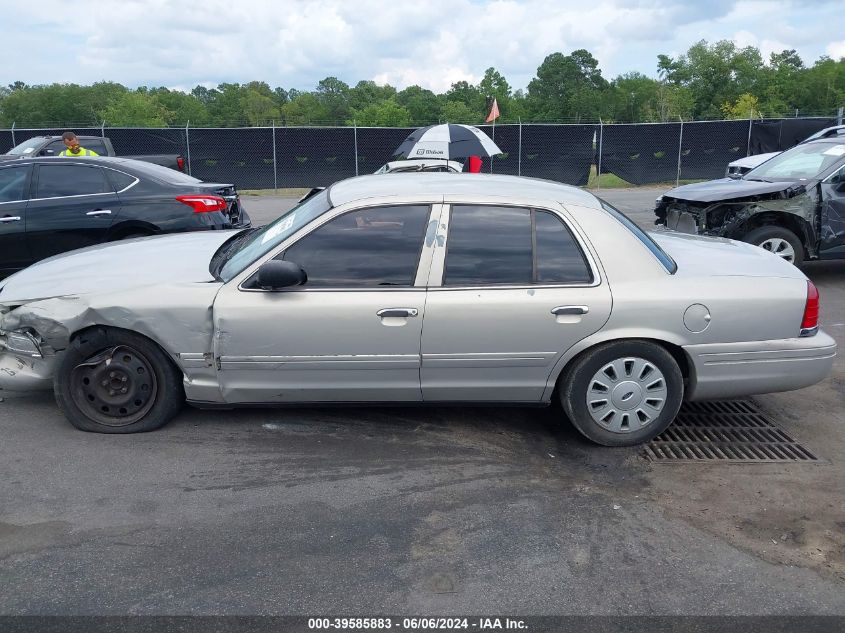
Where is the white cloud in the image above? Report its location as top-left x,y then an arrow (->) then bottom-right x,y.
827,41 -> 845,60
1,0 -> 843,92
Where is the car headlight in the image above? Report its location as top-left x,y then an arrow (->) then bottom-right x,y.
655,196 -> 663,206
0,330 -> 43,358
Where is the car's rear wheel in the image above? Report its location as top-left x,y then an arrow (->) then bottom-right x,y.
559,341 -> 684,446
743,226 -> 804,266
54,328 -> 184,433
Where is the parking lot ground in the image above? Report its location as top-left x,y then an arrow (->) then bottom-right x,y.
1,187 -> 844,615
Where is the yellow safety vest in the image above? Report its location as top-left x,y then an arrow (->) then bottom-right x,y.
59,147 -> 99,157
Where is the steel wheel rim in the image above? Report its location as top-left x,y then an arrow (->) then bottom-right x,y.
69,345 -> 158,427
586,357 -> 668,434
758,237 -> 795,263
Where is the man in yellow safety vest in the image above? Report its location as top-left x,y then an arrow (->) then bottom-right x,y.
58,131 -> 99,157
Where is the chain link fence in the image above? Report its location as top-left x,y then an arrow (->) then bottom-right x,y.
2,116 -> 841,189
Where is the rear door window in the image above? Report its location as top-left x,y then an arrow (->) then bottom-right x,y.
36,164 -> 111,198
443,205 -> 592,285
0,166 -> 29,203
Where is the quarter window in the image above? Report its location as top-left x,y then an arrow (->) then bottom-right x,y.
281,205 -> 430,287
36,164 -> 111,198
534,210 -> 593,284
106,170 -> 137,191
0,166 -> 28,203
443,205 -> 592,286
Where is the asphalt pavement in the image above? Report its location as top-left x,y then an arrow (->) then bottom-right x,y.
2,185 -> 844,616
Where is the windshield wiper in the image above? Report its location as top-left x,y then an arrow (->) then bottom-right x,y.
744,177 -> 773,183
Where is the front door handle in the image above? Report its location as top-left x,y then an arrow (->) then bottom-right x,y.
551,305 -> 589,316
0,216 -> 21,223
377,308 -> 419,318
86,209 -> 112,216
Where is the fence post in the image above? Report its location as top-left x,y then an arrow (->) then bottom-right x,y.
746,109 -> 754,157
517,118 -> 522,176
10,122 -> 15,147
676,116 -> 684,188
838,107 -> 844,126
596,119 -> 603,190
100,120 -> 105,138
272,120 -> 278,194
353,120 -> 359,177
185,120 -> 192,175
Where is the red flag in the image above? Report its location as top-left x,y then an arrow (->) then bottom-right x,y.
485,98 -> 500,123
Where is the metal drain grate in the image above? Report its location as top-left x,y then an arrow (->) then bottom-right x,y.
644,400 -> 819,463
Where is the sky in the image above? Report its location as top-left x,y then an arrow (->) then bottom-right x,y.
3,0 -> 844,94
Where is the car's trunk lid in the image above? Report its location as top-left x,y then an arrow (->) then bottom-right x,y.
649,229 -> 807,280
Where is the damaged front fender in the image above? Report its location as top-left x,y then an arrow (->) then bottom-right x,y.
0,283 -> 221,398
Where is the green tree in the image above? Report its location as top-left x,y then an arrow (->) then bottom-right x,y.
150,88 -> 209,125
440,100 -> 479,124
315,76 -> 350,123
396,85 -> 441,124
658,40 -> 766,118
98,91 -> 172,126
526,50 -> 607,120
721,93 -> 761,119
282,92 -> 329,125
241,89 -> 280,125
348,80 -> 397,112
349,98 -> 411,127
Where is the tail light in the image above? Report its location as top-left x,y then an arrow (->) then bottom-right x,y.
800,281 -> 819,337
176,195 -> 227,213
177,156 -> 185,171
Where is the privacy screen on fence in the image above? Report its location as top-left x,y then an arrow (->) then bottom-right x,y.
2,117 -> 837,188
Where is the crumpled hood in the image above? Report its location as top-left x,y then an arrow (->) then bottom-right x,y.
662,178 -> 802,203
0,230 -> 238,303
650,229 -> 806,280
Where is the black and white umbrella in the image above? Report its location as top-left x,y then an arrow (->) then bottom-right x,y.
393,123 -> 502,160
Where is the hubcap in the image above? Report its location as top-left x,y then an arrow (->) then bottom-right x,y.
586,357 -> 668,434
758,237 -> 795,263
70,345 -> 157,427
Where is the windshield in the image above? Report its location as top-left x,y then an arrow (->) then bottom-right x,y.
7,137 -> 46,156
219,188 -> 332,281
744,142 -> 845,182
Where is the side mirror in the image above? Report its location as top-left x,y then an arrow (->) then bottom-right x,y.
727,171 -> 742,180
255,260 -> 307,291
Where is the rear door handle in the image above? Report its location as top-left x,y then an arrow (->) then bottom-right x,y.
0,216 -> 21,223
551,305 -> 589,316
86,209 -> 112,216
377,308 -> 419,318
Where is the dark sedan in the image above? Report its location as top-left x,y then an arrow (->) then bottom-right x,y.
0,156 -> 251,276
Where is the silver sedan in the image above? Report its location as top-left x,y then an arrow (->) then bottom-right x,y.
0,174 -> 836,446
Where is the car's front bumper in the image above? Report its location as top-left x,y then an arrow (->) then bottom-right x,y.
0,348 -> 59,394
683,331 -> 836,400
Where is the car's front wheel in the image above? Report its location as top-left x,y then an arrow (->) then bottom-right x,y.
742,225 -> 804,266
54,327 -> 184,433
559,340 -> 684,446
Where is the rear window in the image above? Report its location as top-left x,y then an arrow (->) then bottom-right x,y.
599,199 -> 677,273
122,160 -> 202,185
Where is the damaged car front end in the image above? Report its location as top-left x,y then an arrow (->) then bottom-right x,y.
655,136 -> 845,265
0,306 -> 60,392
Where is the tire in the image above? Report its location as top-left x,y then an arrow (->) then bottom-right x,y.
559,340 -> 684,447
742,225 -> 804,266
53,327 -> 184,433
